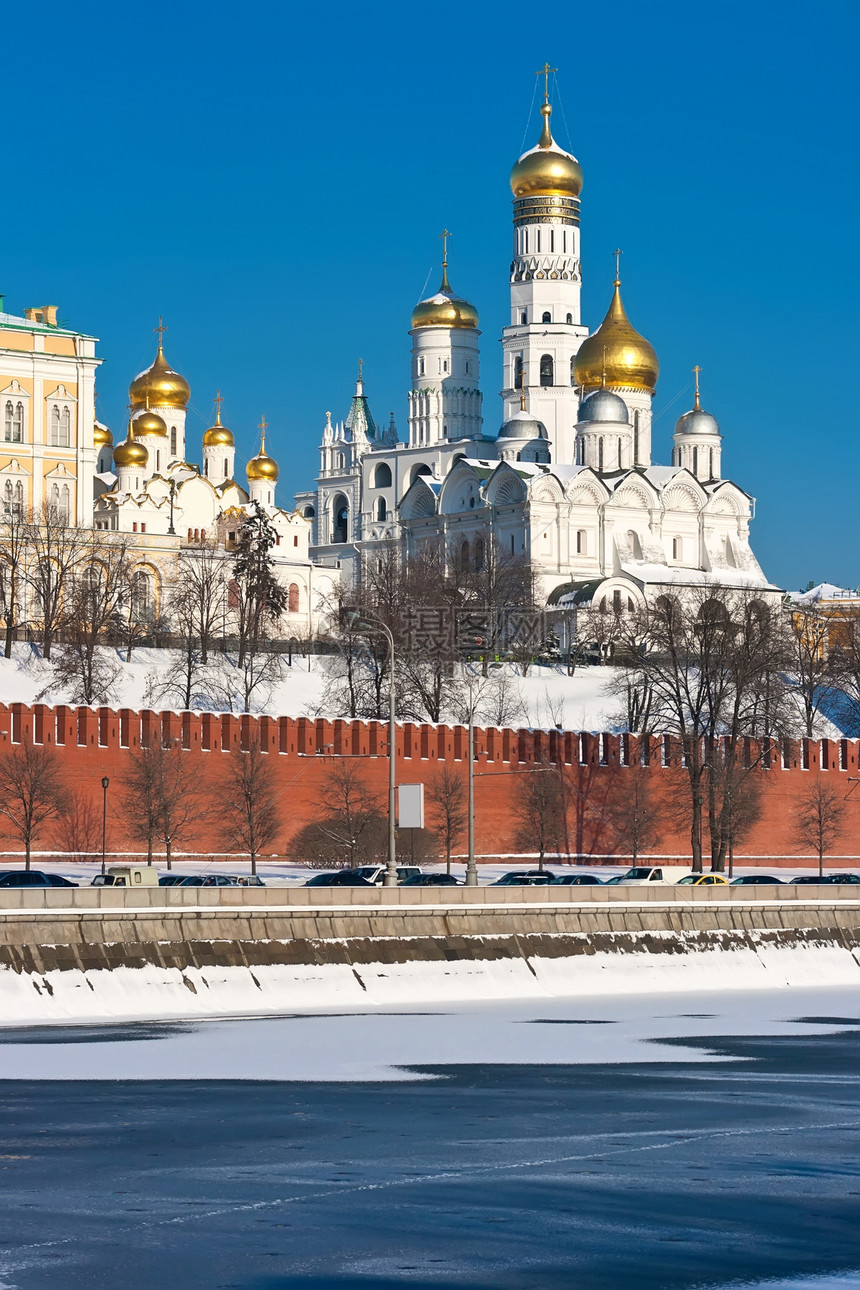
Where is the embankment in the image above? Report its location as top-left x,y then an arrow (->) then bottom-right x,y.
1,886 -> 859,1023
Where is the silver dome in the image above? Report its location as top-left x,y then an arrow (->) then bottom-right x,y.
498,410 -> 548,440
577,388 -> 629,425
674,407 -> 721,438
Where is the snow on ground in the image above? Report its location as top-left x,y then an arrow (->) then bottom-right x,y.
0,642 -> 624,731
1,986 -> 858,1081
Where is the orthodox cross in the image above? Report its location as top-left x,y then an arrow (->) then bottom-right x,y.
258,415 -> 268,448
693,365 -> 701,407
358,358 -> 363,382
537,63 -> 557,104
154,317 -> 167,348
440,228 -> 450,266
613,248 -> 622,283
213,390 -> 223,418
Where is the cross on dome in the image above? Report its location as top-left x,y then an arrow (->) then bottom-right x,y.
537,62 -> 557,104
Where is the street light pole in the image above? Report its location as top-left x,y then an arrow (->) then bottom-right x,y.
345,611 -> 397,888
466,696 -> 477,887
100,776 -> 109,876
168,479 -> 176,536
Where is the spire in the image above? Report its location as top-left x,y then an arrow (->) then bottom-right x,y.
258,415 -> 268,454
439,228 -> 452,293
213,390 -> 223,426
536,62 -> 558,148
693,365 -> 702,411
154,316 -> 167,353
613,247 -> 622,287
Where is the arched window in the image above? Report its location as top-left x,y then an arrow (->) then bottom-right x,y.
520,311 -> 527,325
223,458 -> 228,478
628,529 -> 643,560
549,230 -> 554,253
3,480 -> 12,514
460,539 -> 470,566
542,311 -> 551,324
570,356 -> 576,387
203,459 -> 208,476
514,355 -> 524,389
566,313 -> 573,324
539,354 -> 553,387
131,571 -> 151,622
13,403 -> 23,442
617,440 -> 622,469
170,427 -> 177,456
50,405 -> 60,446
3,403 -> 12,442
61,407 -> 70,446
672,537 -> 682,561
576,529 -> 586,555
418,358 -> 425,376
375,497 -> 387,521
693,446 -> 699,476
709,448 -> 715,478
372,461 -> 392,488
332,494 -> 349,544
523,230 -> 528,254
633,411 -> 640,465
82,566 -> 102,618
598,437 -> 604,472
13,481 -> 23,513
338,453 -> 344,470
475,538 -> 485,572
288,583 -> 299,613
536,230 -> 541,253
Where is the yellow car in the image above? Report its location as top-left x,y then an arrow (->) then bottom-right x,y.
676,874 -> 729,886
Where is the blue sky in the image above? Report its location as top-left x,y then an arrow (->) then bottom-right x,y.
3,0 -> 856,590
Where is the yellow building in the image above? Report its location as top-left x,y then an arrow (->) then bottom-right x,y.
0,299 -> 100,526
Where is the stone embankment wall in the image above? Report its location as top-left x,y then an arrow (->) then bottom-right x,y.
1,887 -> 859,1022
1,701 -> 859,862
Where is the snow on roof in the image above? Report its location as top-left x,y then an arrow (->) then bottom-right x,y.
0,310 -> 91,339
788,582 -> 859,604
620,563 -> 776,591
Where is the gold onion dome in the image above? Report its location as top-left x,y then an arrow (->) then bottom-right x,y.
246,426 -> 279,482
113,436 -> 148,468
93,419 -> 113,448
411,260 -> 478,331
574,278 -> 659,394
510,102 -> 583,199
203,401 -> 235,447
133,406 -> 168,438
129,339 -> 190,409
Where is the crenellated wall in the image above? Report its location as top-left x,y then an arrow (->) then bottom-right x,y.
2,702 -> 859,864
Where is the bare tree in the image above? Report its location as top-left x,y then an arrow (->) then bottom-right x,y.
428,764 -> 467,874
26,503 -> 84,661
0,737 -> 68,869
609,762 -> 662,863
287,760 -> 384,868
51,788 -> 105,863
49,534 -> 134,704
512,758 -> 565,869
174,541 -> 227,664
0,506 -> 31,659
121,739 -> 209,867
221,738 -> 282,874
785,604 -> 841,738
794,779 -> 846,878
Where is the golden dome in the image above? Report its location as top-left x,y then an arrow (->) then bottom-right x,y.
133,406 -> 168,438
129,339 -> 190,409
411,262 -> 478,330
246,424 -> 278,482
510,102 -> 583,199
94,419 -> 113,448
203,398 -> 235,447
113,437 -> 148,468
574,278 -> 659,394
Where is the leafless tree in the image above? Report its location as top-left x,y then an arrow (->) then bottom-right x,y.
121,738 -> 209,867
51,788 -> 105,863
0,506 -> 31,658
428,764 -> 467,873
0,736 -> 68,869
287,760 -> 384,868
48,534 -> 134,704
608,762 -> 662,863
173,541 -> 228,664
794,779 -> 846,878
512,758 -> 566,869
221,738 -> 281,874
785,604 -> 841,738
26,503 -> 85,661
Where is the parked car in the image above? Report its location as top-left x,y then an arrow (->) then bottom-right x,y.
351,865 -> 423,885
730,875 -> 785,885
491,873 -> 553,886
0,870 -> 78,887
304,871 -> 374,887
615,865 -> 695,885
676,874 -> 729,886
158,874 -> 186,886
826,873 -> 860,884
552,874 -> 604,886
400,873 -> 461,886
602,875 -> 625,885
230,875 -> 266,887
790,875 -> 829,885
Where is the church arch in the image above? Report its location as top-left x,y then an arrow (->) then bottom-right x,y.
627,529 -> 643,560
514,355 -> 524,389
372,461 -> 392,488
409,462 -> 432,487
375,496 -> 387,521
330,493 -> 349,544
542,311 -> 551,324
539,354 -> 554,387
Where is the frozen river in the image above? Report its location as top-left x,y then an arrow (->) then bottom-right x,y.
1,989 -> 859,1289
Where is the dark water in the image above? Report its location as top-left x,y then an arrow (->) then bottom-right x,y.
1,1031 -> 860,1289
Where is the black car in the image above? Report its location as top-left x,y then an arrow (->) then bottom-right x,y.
400,873 -> 462,887
552,874 -> 604,886
0,870 -> 78,887
491,874 -> 553,886
304,871 -> 374,887
790,875 -> 829,885
826,873 -> 860,884
730,875 -> 785,885
158,875 -> 186,886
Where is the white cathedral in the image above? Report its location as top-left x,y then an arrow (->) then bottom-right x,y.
296,78 -> 772,613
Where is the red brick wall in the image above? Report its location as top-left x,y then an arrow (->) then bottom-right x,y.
3,702 -> 859,866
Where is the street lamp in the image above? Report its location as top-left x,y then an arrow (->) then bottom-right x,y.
463,664 -> 503,888
345,611 -> 397,887
167,478 -> 177,536
100,776 -> 109,876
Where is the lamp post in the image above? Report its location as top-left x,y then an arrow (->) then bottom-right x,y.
100,776 -> 109,876
345,611 -> 397,887
167,478 -> 176,536
464,663 -> 503,888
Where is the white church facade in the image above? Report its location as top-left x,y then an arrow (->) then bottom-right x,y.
296,76 -> 772,611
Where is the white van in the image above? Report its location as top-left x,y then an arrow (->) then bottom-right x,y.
91,866 -> 159,888
615,865 -> 695,886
